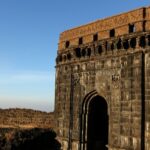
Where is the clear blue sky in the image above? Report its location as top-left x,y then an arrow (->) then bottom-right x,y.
0,0 -> 149,112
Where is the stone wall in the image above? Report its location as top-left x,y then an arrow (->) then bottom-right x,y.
58,7 -> 150,51
55,6 -> 150,150
145,52 -> 150,149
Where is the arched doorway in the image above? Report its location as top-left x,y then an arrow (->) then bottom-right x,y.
87,96 -> 108,150
80,91 -> 108,150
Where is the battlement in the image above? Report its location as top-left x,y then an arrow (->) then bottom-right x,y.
58,6 -> 150,51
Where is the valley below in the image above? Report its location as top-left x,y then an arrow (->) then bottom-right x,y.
0,108 -> 59,150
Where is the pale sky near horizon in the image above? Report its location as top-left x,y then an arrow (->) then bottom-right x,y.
0,0 -> 149,112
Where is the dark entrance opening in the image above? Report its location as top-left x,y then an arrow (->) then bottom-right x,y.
87,96 -> 108,150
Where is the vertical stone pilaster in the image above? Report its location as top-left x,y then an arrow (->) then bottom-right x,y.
145,52 -> 150,150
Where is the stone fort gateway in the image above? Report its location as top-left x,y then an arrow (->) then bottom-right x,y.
54,7 -> 150,150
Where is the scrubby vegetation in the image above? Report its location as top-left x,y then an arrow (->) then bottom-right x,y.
0,128 -> 61,150
0,108 -> 54,128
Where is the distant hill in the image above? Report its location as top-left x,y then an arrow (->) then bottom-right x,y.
0,108 -> 54,129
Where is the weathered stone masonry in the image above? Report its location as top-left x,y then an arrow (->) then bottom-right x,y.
55,7 -> 150,150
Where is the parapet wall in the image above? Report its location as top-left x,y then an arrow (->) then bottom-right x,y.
58,7 -> 150,51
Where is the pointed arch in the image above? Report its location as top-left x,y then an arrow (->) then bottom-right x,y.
80,90 -> 109,150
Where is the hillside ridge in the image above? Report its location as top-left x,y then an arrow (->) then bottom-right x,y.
0,108 -> 54,129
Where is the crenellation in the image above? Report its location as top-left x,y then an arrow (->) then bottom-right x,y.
146,7 -> 150,19
58,7 -> 150,52
59,7 -> 145,43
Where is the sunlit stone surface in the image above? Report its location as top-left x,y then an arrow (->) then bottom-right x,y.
54,6 -> 150,150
